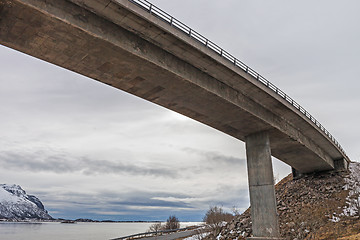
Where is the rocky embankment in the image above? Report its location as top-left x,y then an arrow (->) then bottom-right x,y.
215,162 -> 360,240
0,184 -> 52,221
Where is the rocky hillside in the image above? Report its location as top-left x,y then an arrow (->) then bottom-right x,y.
216,162 -> 360,240
0,184 -> 52,221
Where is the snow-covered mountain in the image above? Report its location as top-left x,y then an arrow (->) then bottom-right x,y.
0,184 -> 52,220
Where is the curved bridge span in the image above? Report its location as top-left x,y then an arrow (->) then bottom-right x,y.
0,0 -> 350,238
0,0 -> 349,173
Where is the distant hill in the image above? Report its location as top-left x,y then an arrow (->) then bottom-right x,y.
215,162 -> 360,239
0,184 -> 52,221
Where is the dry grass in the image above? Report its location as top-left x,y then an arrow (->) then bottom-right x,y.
338,232 -> 360,240
274,172 -> 360,239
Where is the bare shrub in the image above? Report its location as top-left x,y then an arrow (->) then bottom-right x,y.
148,222 -> 163,232
203,206 -> 233,234
164,215 -> 180,230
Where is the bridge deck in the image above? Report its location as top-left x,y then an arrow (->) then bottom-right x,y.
0,0 -> 349,173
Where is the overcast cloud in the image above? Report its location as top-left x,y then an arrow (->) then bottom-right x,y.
1,0 -> 359,221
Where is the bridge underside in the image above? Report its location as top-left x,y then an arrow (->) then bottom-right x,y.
0,0 -> 348,174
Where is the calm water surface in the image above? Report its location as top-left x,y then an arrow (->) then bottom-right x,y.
0,222 -> 199,240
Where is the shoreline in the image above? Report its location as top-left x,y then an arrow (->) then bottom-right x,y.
0,219 -> 164,223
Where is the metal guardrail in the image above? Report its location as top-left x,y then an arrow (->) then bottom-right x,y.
110,226 -> 200,240
127,0 -> 348,159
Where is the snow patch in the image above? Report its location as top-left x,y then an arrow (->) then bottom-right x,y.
183,232 -> 210,240
330,215 -> 340,223
0,184 -> 34,206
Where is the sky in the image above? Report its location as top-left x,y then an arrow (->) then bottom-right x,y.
1,0 -> 360,221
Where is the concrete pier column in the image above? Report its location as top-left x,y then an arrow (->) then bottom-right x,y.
245,131 -> 281,240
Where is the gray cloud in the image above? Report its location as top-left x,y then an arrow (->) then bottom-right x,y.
32,188 -> 205,220
1,0 -> 359,222
108,199 -> 193,209
182,147 -> 246,167
36,189 -> 194,208
0,150 -> 179,178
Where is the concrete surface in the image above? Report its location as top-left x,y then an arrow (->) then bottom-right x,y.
246,131 -> 280,238
0,0 -> 349,173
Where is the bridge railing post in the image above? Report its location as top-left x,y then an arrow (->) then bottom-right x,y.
245,131 -> 282,240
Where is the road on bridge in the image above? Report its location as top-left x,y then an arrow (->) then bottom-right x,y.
135,229 -> 201,240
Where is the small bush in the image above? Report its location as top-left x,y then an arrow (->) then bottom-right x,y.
203,206 -> 234,234
147,215 -> 180,233
164,215 -> 180,230
148,222 -> 163,232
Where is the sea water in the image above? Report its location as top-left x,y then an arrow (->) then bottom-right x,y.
0,222 -> 201,240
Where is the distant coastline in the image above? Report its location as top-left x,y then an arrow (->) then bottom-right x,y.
0,218 -> 163,223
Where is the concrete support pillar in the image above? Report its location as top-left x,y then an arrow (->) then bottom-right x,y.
245,131 -> 281,240
334,158 -> 349,171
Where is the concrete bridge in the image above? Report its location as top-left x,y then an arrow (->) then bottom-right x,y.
0,0 -> 350,238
